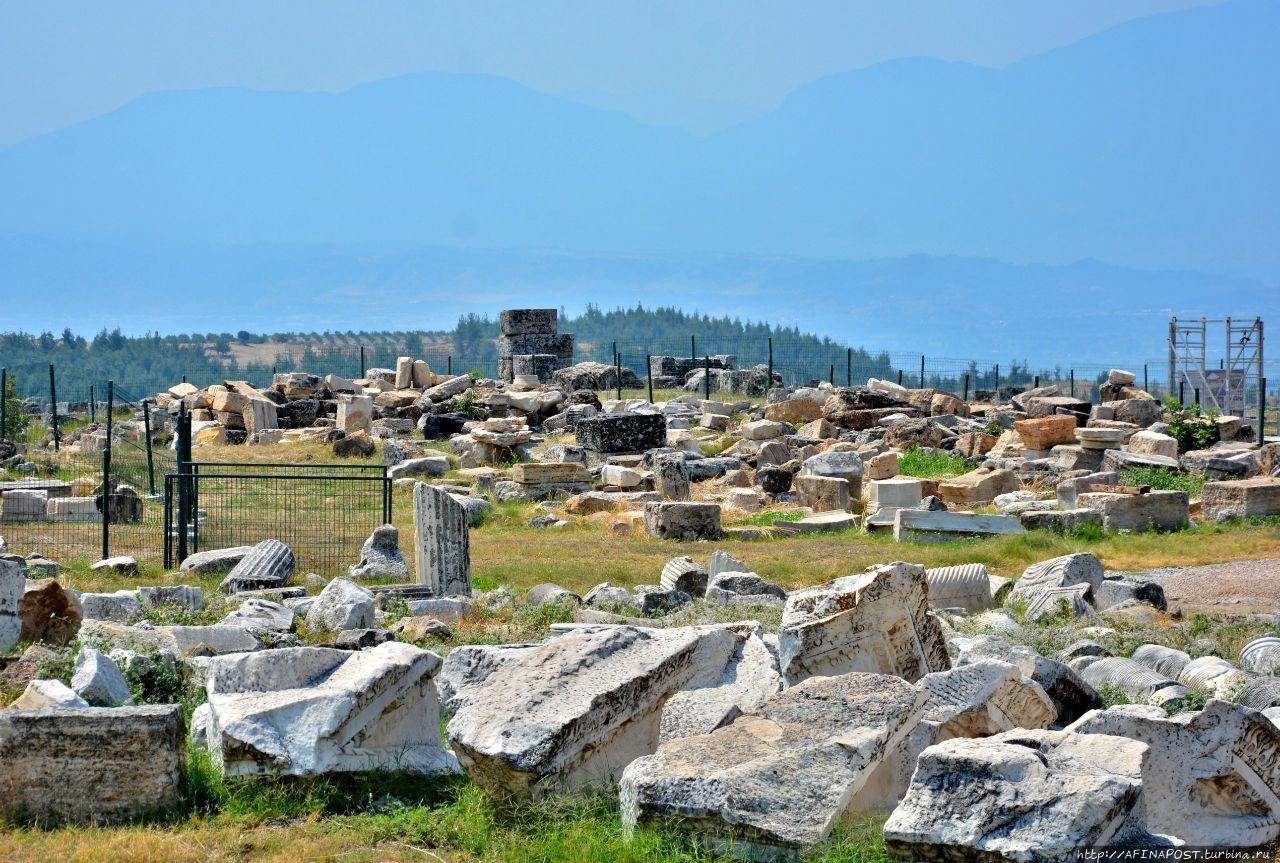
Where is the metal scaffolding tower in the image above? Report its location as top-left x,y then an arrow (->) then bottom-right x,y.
1168,317 -> 1264,417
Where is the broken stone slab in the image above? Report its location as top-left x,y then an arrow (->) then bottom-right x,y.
856,660 -> 1057,812
0,704 -> 185,823
773,511 -> 858,535
794,474 -> 850,512
659,623 -> 782,741
937,468 -> 1019,505
1020,507 -> 1103,533
220,598 -> 295,637
349,524 -> 409,581
1,556 -> 22,652
703,571 -> 787,607
778,562 -> 949,686
635,587 -> 691,615
307,577 -> 375,632
1015,415 -> 1077,450
412,481 -> 472,596
76,589 -> 143,623
81,619 -> 262,656
179,545 -> 254,575
203,642 -> 458,776
218,539 -> 295,594
11,678 -> 89,709
1069,700 -> 1280,846
1093,574 -> 1166,612
435,642 -> 541,716
893,508 -> 1024,542
643,501 -> 722,541
582,582 -> 637,609
402,596 -> 475,622
1008,552 -> 1104,608
386,455 -> 450,481
70,646 -> 133,706
1103,448 -> 1182,472
446,626 -> 702,799
622,672 -> 926,861
526,582 -> 582,608
956,634 -> 1102,725
797,450 -> 864,497
883,728 -> 1148,862
924,563 -> 994,613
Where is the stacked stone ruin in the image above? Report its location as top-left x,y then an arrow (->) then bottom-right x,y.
496,308 -> 574,384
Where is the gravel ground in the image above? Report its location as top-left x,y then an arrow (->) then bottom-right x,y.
1136,557 -> 1280,615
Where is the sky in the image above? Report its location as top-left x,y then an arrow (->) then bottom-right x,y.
0,0 -> 1223,145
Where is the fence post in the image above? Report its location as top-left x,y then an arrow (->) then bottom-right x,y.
1179,380 -> 1185,406
1194,387 -> 1200,409
0,367 -> 6,442
691,336 -> 696,363
646,354 -> 654,403
1034,374 -> 1040,389
90,384 -> 96,423
49,363 -> 60,452
829,363 -> 834,386
447,356 -> 452,376
142,398 -> 156,495
1070,370 -> 1075,398
101,380 -> 114,561
919,355 -> 925,389
994,364 -> 1000,401
897,369 -> 903,386
962,373 -> 969,402
1143,364 -> 1148,395
1258,377 -> 1267,443
360,346 -> 367,378
704,356 -> 711,400
176,407 -> 191,564
767,337 -> 773,392
846,348 -> 852,387
616,350 -> 623,401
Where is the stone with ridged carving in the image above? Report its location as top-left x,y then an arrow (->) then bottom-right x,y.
778,561 -> 949,687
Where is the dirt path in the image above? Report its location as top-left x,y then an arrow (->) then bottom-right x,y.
1136,557 -> 1280,616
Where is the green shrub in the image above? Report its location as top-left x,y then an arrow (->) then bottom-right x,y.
1162,397 -> 1219,453
1119,466 -> 1207,497
898,447 -> 968,478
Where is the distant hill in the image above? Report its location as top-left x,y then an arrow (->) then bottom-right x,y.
0,0 -> 1276,277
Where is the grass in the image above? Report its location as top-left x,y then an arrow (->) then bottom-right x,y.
1119,466 -> 1208,497
896,447 -> 967,479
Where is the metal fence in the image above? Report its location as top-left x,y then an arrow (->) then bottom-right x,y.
162,409 -> 392,576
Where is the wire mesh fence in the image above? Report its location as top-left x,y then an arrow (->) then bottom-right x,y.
165,462 -> 391,578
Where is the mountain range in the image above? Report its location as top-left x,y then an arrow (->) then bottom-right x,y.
0,0 -> 1275,363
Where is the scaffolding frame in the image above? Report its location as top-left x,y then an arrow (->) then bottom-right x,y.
1168,317 -> 1264,417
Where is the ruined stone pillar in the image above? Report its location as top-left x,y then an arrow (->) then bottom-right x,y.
413,482 -> 471,596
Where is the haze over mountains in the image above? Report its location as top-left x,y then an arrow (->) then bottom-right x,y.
0,0 -> 1275,364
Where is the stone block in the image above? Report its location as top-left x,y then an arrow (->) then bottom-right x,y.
0,705 -> 184,823
336,395 -> 373,433
510,462 -> 591,484
1201,477 -> 1280,521
499,308 -> 557,336
0,557 -> 22,652
1077,490 -> 1189,532
575,412 -> 667,453
1020,507 -> 1102,533
794,474 -> 850,512
936,468 -> 1018,505
894,509 -> 1025,542
868,477 -> 922,514
1015,415 -> 1076,450
1128,429 -> 1178,459
412,482 -> 471,596
643,502 -> 722,541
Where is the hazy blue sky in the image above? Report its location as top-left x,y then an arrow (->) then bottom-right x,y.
1,0 -> 1221,144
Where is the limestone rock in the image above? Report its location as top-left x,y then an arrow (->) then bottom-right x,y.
11,678 -> 89,709
220,598 -> 295,638
622,673 -> 926,860
308,578 -> 375,631
179,545 -> 253,575
203,643 -> 457,776
956,634 -> 1102,725
1008,552 -> 1104,607
883,729 -> 1148,862
349,524 -> 409,581
1,557 -> 24,652
659,624 -> 782,741
778,562 -> 949,686
18,579 -> 82,646
447,626 -> 702,799
70,646 -> 133,706
643,502 -> 722,541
